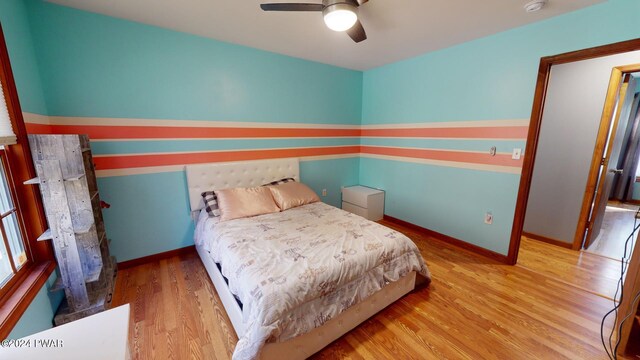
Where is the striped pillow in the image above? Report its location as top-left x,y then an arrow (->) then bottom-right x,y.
263,177 -> 296,186
201,191 -> 221,217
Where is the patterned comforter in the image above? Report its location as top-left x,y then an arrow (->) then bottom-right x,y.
194,202 -> 431,360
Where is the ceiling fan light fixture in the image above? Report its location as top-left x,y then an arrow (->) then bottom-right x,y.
323,3 -> 358,32
524,0 -> 547,13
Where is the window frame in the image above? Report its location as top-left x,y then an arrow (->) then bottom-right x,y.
0,147 -> 33,299
0,22 -> 55,339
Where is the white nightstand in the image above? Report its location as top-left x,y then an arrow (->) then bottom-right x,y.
342,186 -> 385,221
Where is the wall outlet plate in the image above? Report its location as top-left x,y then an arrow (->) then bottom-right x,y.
512,148 -> 522,160
484,212 -> 493,225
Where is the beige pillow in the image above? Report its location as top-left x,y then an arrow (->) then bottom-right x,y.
268,181 -> 320,211
216,187 -> 280,221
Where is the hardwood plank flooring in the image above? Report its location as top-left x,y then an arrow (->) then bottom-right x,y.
519,236 -> 623,300
113,220 -> 630,359
585,202 -> 639,260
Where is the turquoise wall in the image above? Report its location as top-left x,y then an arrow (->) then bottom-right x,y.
8,272 -> 61,339
0,0 -> 47,114
24,0 -> 362,262
26,0 -> 362,123
98,159 -> 360,262
0,0 -> 61,340
360,0 -> 640,255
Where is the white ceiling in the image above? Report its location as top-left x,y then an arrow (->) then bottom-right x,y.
45,0 -> 605,71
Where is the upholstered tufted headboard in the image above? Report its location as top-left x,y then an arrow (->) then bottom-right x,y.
185,158 -> 300,212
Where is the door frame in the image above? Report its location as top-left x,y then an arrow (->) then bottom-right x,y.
506,38 -> 640,265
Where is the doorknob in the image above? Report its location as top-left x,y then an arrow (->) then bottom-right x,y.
609,169 -> 624,174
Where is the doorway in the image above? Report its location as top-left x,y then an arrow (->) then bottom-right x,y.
581,72 -> 640,260
520,60 -> 640,261
507,39 -> 640,265
586,85 -> 640,259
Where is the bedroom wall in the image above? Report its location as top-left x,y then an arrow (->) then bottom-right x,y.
0,0 -> 47,115
7,272 -> 59,338
360,0 -> 640,255
22,0 -> 362,262
0,0 -> 61,340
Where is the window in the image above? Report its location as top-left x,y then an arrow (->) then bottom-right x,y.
0,148 -> 29,293
0,49 -> 32,299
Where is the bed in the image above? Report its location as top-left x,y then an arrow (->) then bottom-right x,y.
186,158 -> 431,360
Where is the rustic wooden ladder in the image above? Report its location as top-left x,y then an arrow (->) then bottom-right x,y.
25,134 -> 116,325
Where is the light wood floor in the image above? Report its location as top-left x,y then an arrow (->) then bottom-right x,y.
519,235 -> 623,300
586,201 -> 639,260
113,220 -> 630,359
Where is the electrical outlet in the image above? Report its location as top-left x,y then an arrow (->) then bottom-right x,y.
512,148 -> 522,160
484,212 -> 493,225
322,189 -> 327,197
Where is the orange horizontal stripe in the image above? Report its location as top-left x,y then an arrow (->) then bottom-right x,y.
46,124 -> 361,139
93,145 -> 522,171
360,146 -> 523,167
93,146 -> 360,170
35,124 -> 530,140
361,126 -> 528,139
25,123 -> 53,134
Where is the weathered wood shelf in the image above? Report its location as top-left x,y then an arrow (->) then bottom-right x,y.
36,229 -> 52,241
24,173 -> 86,185
84,266 -> 102,283
23,177 -> 40,185
49,263 -> 104,290
28,134 -> 116,326
37,223 -> 94,242
65,173 -> 86,181
49,277 -> 64,293
73,221 -> 94,234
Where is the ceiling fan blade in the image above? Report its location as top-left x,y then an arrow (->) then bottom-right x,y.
346,19 -> 367,43
356,0 -> 368,5
260,3 -> 324,11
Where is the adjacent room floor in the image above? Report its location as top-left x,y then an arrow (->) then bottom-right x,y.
586,201 -> 640,260
113,221 -> 630,359
518,236 -> 623,300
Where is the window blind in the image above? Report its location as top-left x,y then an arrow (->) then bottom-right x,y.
0,80 -> 16,146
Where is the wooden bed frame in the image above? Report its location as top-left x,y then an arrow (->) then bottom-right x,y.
186,158 -> 420,359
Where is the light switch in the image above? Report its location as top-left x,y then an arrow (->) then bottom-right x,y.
512,148 -> 522,160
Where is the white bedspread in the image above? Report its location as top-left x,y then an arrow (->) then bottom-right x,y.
195,202 -> 431,360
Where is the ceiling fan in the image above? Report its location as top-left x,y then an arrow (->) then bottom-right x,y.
260,0 -> 369,43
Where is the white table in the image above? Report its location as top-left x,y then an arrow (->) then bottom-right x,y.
0,304 -> 130,360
